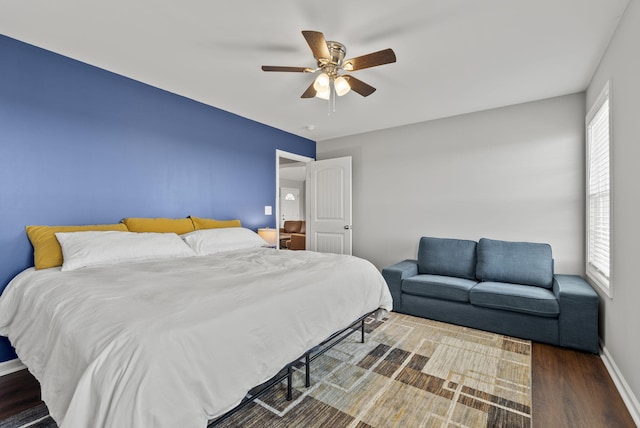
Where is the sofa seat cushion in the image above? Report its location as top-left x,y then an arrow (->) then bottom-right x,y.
418,237 -> 477,280
402,274 -> 478,303
476,238 -> 554,289
470,281 -> 559,317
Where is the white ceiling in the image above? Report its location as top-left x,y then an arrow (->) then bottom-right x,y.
0,1 -> 629,141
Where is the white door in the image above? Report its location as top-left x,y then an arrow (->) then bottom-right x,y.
280,187 -> 300,227
306,156 -> 352,255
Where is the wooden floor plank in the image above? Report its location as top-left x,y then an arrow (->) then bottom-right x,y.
532,343 -> 635,428
0,368 -> 42,420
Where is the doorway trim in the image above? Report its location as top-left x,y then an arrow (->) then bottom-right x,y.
275,150 -> 314,249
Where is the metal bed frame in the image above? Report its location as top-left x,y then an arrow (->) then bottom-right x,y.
207,310 -> 376,426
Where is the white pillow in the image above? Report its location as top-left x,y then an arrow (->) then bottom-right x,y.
55,231 -> 196,271
181,227 -> 268,256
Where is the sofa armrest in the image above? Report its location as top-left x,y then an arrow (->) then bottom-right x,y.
382,260 -> 418,312
553,274 -> 599,353
288,233 -> 306,250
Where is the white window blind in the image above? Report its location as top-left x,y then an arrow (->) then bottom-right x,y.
586,84 -> 611,293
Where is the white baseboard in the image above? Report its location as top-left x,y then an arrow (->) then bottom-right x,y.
0,358 -> 26,377
600,344 -> 640,426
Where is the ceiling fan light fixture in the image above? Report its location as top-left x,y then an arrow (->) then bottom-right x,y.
261,31 -> 396,107
315,87 -> 331,100
313,72 -> 330,91
334,76 -> 351,96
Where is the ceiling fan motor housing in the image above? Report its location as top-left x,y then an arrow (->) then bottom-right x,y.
321,41 -> 347,73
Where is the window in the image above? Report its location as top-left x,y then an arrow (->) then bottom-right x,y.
586,82 -> 611,296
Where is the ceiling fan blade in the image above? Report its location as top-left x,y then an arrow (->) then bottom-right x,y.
345,76 -> 376,97
300,82 -> 316,98
261,66 -> 314,72
342,48 -> 396,71
302,30 -> 331,61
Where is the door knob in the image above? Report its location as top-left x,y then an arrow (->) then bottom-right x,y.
344,225 -> 352,230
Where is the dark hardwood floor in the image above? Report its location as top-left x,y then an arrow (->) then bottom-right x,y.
0,343 -> 636,427
0,366 -> 41,421
532,343 -> 635,427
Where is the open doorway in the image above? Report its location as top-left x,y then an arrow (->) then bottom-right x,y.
275,150 -> 313,249
280,187 -> 301,227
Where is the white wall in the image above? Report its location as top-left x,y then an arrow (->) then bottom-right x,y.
317,93 -> 585,274
586,0 -> 640,421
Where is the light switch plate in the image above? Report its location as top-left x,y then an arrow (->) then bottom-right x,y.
264,205 -> 272,215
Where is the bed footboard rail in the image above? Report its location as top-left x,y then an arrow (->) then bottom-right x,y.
207,310 -> 377,426
303,310 -> 374,387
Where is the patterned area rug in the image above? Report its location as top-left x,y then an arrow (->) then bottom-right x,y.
2,313 -> 531,428
217,312 -> 532,427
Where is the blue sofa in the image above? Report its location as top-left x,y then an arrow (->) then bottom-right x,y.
382,237 -> 599,353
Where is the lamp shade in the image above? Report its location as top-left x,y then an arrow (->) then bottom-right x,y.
315,87 -> 330,100
257,228 -> 277,246
334,76 -> 351,96
313,73 -> 330,91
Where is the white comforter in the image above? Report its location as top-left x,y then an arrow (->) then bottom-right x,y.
0,248 -> 392,427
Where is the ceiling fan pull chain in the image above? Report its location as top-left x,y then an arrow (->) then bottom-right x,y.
328,80 -> 333,115
331,79 -> 336,114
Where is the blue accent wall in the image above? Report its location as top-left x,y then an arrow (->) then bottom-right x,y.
0,34 -> 315,362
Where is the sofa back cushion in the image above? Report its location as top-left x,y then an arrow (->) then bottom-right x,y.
282,220 -> 302,233
418,237 -> 477,280
476,238 -> 553,288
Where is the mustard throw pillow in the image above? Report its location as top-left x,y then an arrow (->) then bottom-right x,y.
190,216 -> 242,230
122,217 -> 195,234
26,223 -> 129,270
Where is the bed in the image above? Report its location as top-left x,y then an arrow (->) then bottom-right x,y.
0,228 -> 392,427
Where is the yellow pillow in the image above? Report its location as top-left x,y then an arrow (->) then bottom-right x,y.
190,216 -> 242,230
26,223 -> 129,270
122,217 -> 195,234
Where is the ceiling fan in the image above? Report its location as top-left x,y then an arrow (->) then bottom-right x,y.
261,31 -> 396,101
